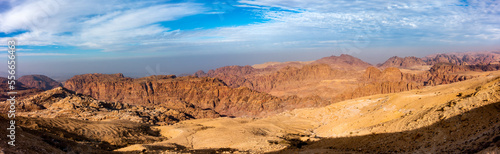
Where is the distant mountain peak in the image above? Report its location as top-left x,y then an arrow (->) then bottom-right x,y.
313,54 -> 372,70
378,56 -> 426,69
18,74 -> 62,90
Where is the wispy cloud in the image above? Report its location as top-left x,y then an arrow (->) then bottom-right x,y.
187,0 -> 500,54
0,0 -> 499,57
0,0 -> 206,50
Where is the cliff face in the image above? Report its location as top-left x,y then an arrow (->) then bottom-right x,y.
424,63 -> 472,86
339,62 -> 500,100
63,54 -> 500,119
18,75 -> 62,90
194,54 -> 371,98
340,67 -> 425,99
247,64 -> 351,92
64,73 -> 313,117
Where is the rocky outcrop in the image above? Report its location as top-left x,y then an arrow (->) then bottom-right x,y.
0,77 -> 42,101
194,65 -> 260,88
18,75 -> 62,90
248,64 -> 353,92
64,73 -> 316,117
377,56 -> 427,69
467,63 -> 500,71
0,87 -> 202,125
63,54 -> 500,119
340,62 -> 499,100
195,63 -> 360,99
423,52 -> 500,65
423,63 -> 500,86
341,67 -> 424,99
197,54 -> 372,90
312,54 -> 372,70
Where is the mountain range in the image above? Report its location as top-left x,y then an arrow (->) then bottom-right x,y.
1,51 -> 500,153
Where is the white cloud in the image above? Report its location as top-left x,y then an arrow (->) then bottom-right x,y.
196,0 -> 500,52
0,0 -> 206,49
0,0 -> 499,56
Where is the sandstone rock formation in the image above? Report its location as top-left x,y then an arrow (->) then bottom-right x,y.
423,52 -> 500,65
339,66 -> 424,99
194,54 -> 372,100
378,56 -> 427,69
116,70 -> 500,153
0,115 -> 164,152
0,77 -> 42,101
312,54 -> 372,70
3,52 -> 500,153
18,74 -> 62,90
338,61 -> 500,100
64,73 -> 316,117
0,87 -> 201,125
62,54 -> 500,120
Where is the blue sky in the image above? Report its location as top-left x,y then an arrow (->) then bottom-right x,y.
0,0 -> 499,79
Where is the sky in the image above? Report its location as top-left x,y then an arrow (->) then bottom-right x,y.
0,0 -> 499,79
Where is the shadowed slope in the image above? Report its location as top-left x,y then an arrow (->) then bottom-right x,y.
273,101 -> 500,153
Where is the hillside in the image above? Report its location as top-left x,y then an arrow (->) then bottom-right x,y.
115,70 -> 500,153
0,77 -> 42,101
63,73 -> 323,117
0,87 -> 204,125
18,75 -> 62,90
62,54 -> 500,118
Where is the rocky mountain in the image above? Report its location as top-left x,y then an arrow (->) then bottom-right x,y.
338,61 -> 500,100
0,77 -> 42,101
194,54 -> 372,99
377,56 -> 427,69
116,70 -> 500,153
338,67 -> 424,99
3,52 -> 500,153
0,87 -> 203,125
311,54 -> 372,70
194,65 -> 261,88
64,73 -> 321,117
18,74 -> 62,90
252,61 -> 313,69
249,54 -> 371,71
3,68 -> 500,153
62,54 -> 500,120
423,51 -> 500,65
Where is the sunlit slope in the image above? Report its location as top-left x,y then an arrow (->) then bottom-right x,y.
117,71 -> 500,153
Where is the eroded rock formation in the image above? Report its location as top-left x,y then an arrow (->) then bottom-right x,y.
18,75 -> 62,90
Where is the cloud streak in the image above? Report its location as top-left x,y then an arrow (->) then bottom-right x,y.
0,0 -> 499,57
0,0 -> 206,50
